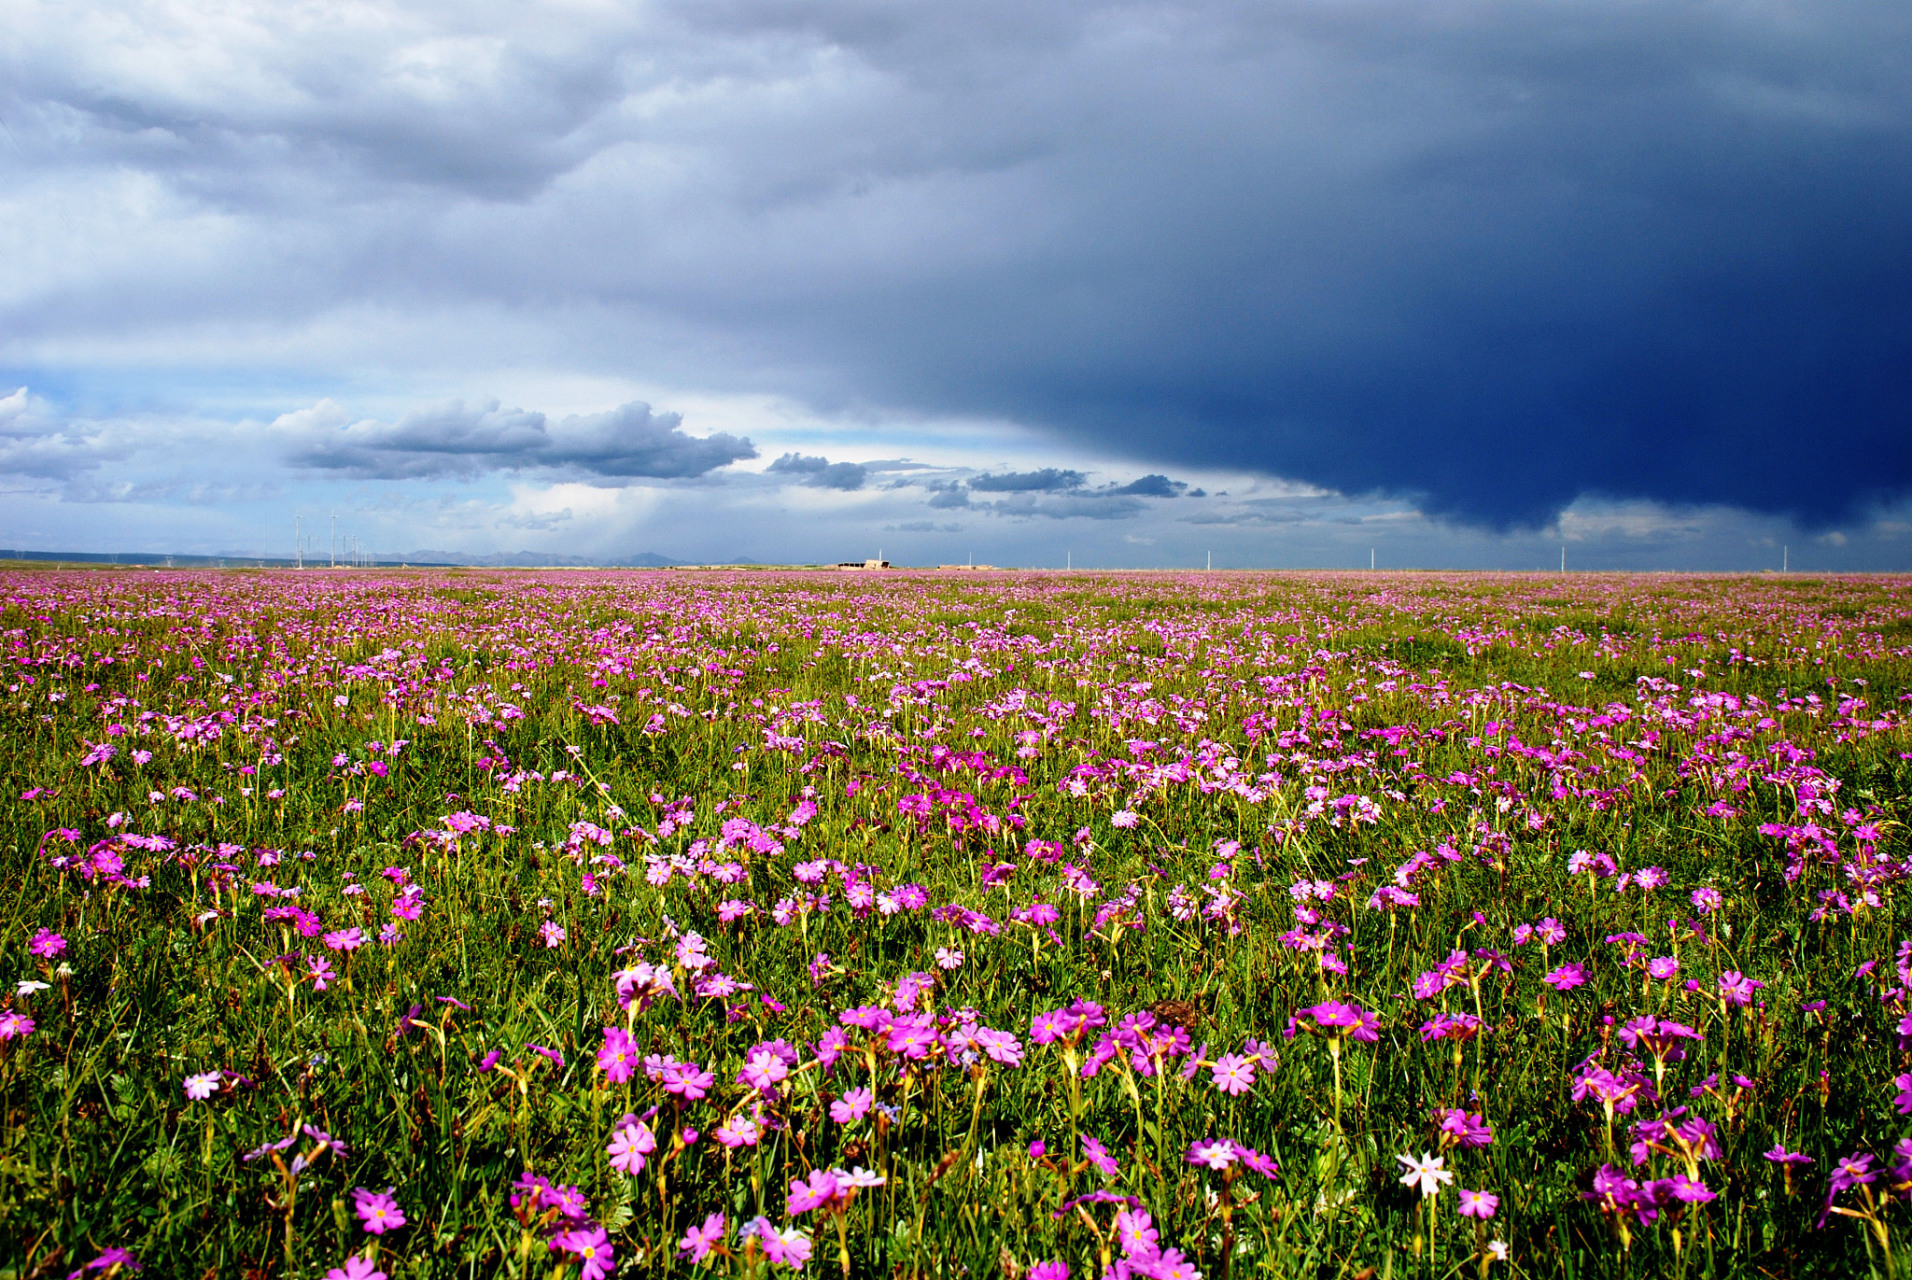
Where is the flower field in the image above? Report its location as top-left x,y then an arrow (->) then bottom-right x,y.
4,567 -> 1912,1279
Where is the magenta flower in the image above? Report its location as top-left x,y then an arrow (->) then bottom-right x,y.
1544,963 -> 1588,991
607,1119 -> 657,1175
1210,1053 -> 1257,1096
830,1087 -> 872,1124
1293,1001 -> 1382,1043
64,1248 -> 140,1277
1829,1152 -> 1877,1194
352,1187 -> 407,1235
1669,1174 -> 1716,1204
1436,1108 -> 1495,1149
747,1217 -> 813,1269
0,1010 -> 38,1041
1764,1144 -> 1813,1166
1718,971 -> 1764,1006
1235,1144 -> 1279,1177
786,1168 -> 842,1215
714,1115 -> 761,1148
1114,1207 -> 1159,1256
183,1071 -> 221,1101
679,1212 -> 727,1261
550,1226 -> 615,1280
739,1049 -> 791,1092
1187,1139 -> 1238,1170
1030,1009 -> 1072,1045
662,1061 -> 715,1099
1028,1263 -> 1069,1280
305,955 -> 336,991
1894,1073 -> 1912,1116
976,1027 -> 1025,1066
28,928 -> 66,959
1619,1015 -> 1703,1062
1081,1134 -> 1120,1177
1457,1187 -> 1499,1218
597,1027 -> 639,1084
323,927 -> 366,952
323,1256 -> 387,1280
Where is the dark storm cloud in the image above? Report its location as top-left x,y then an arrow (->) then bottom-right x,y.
650,0 -> 1912,528
289,399 -> 756,481
1113,475 -> 1186,498
767,452 -> 868,490
981,492 -> 1147,521
968,469 -> 1085,493
6,1 -> 1911,530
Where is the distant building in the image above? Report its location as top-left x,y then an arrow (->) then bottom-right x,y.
836,559 -> 891,570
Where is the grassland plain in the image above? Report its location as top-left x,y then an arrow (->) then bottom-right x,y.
3,567 -> 1912,1280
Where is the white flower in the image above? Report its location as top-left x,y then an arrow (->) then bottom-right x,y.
837,1166 -> 886,1188
14,980 -> 50,998
1488,1240 -> 1510,1262
1396,1151 -> 1454,1198
184,1071 -> 222,1100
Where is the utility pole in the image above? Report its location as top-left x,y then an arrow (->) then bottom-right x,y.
295,516 -> 302,570
1783,545 -> 1789,572
330,514 -> 337,568
1207,549 -> 1212,571
1066,551 -> 1071,571
1561,545 -> 1566,573
1370,548 -> 1375,571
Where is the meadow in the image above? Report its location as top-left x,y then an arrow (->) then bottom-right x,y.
3,566 -> 1911,1280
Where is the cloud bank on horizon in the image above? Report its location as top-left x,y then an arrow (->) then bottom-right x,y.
1,0 -> 1909,566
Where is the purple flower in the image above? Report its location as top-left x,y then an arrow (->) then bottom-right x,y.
1718,970 -> 1764,1007
747,1217 -> 813,1269
1669,1175 -> 1716,1204
1293,1001 -> 1382,1043
607,1119 -> 657,1175
65,1248 -> 140,1279
323,1257 -> 387,1280
1114,1207 -> 1159,1256
679,1212 -> 726,1261
549,1226 -> 615,1280
1028,1263 -> 1069,1280
1436,1108 -> 1495,1149
1209,1053 -> 1257,1096
351,1187 -> 407,1235
597,1027 -> 639,1084
1236,1144 -> 1279,1177
1829,1152 -> 1877,1195
1544,963 -> 1587,991
830,1087 -> 872,1124
28,928 -> 66,959
1082,1134 -> 1120,1178
1187,1139 -> 1238,1170
662,1061 -> 714,1099
786,1168 -> 842,1215
1457,1188 -> 1499,1219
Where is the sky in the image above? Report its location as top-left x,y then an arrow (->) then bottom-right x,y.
2,0 -> 1909,571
